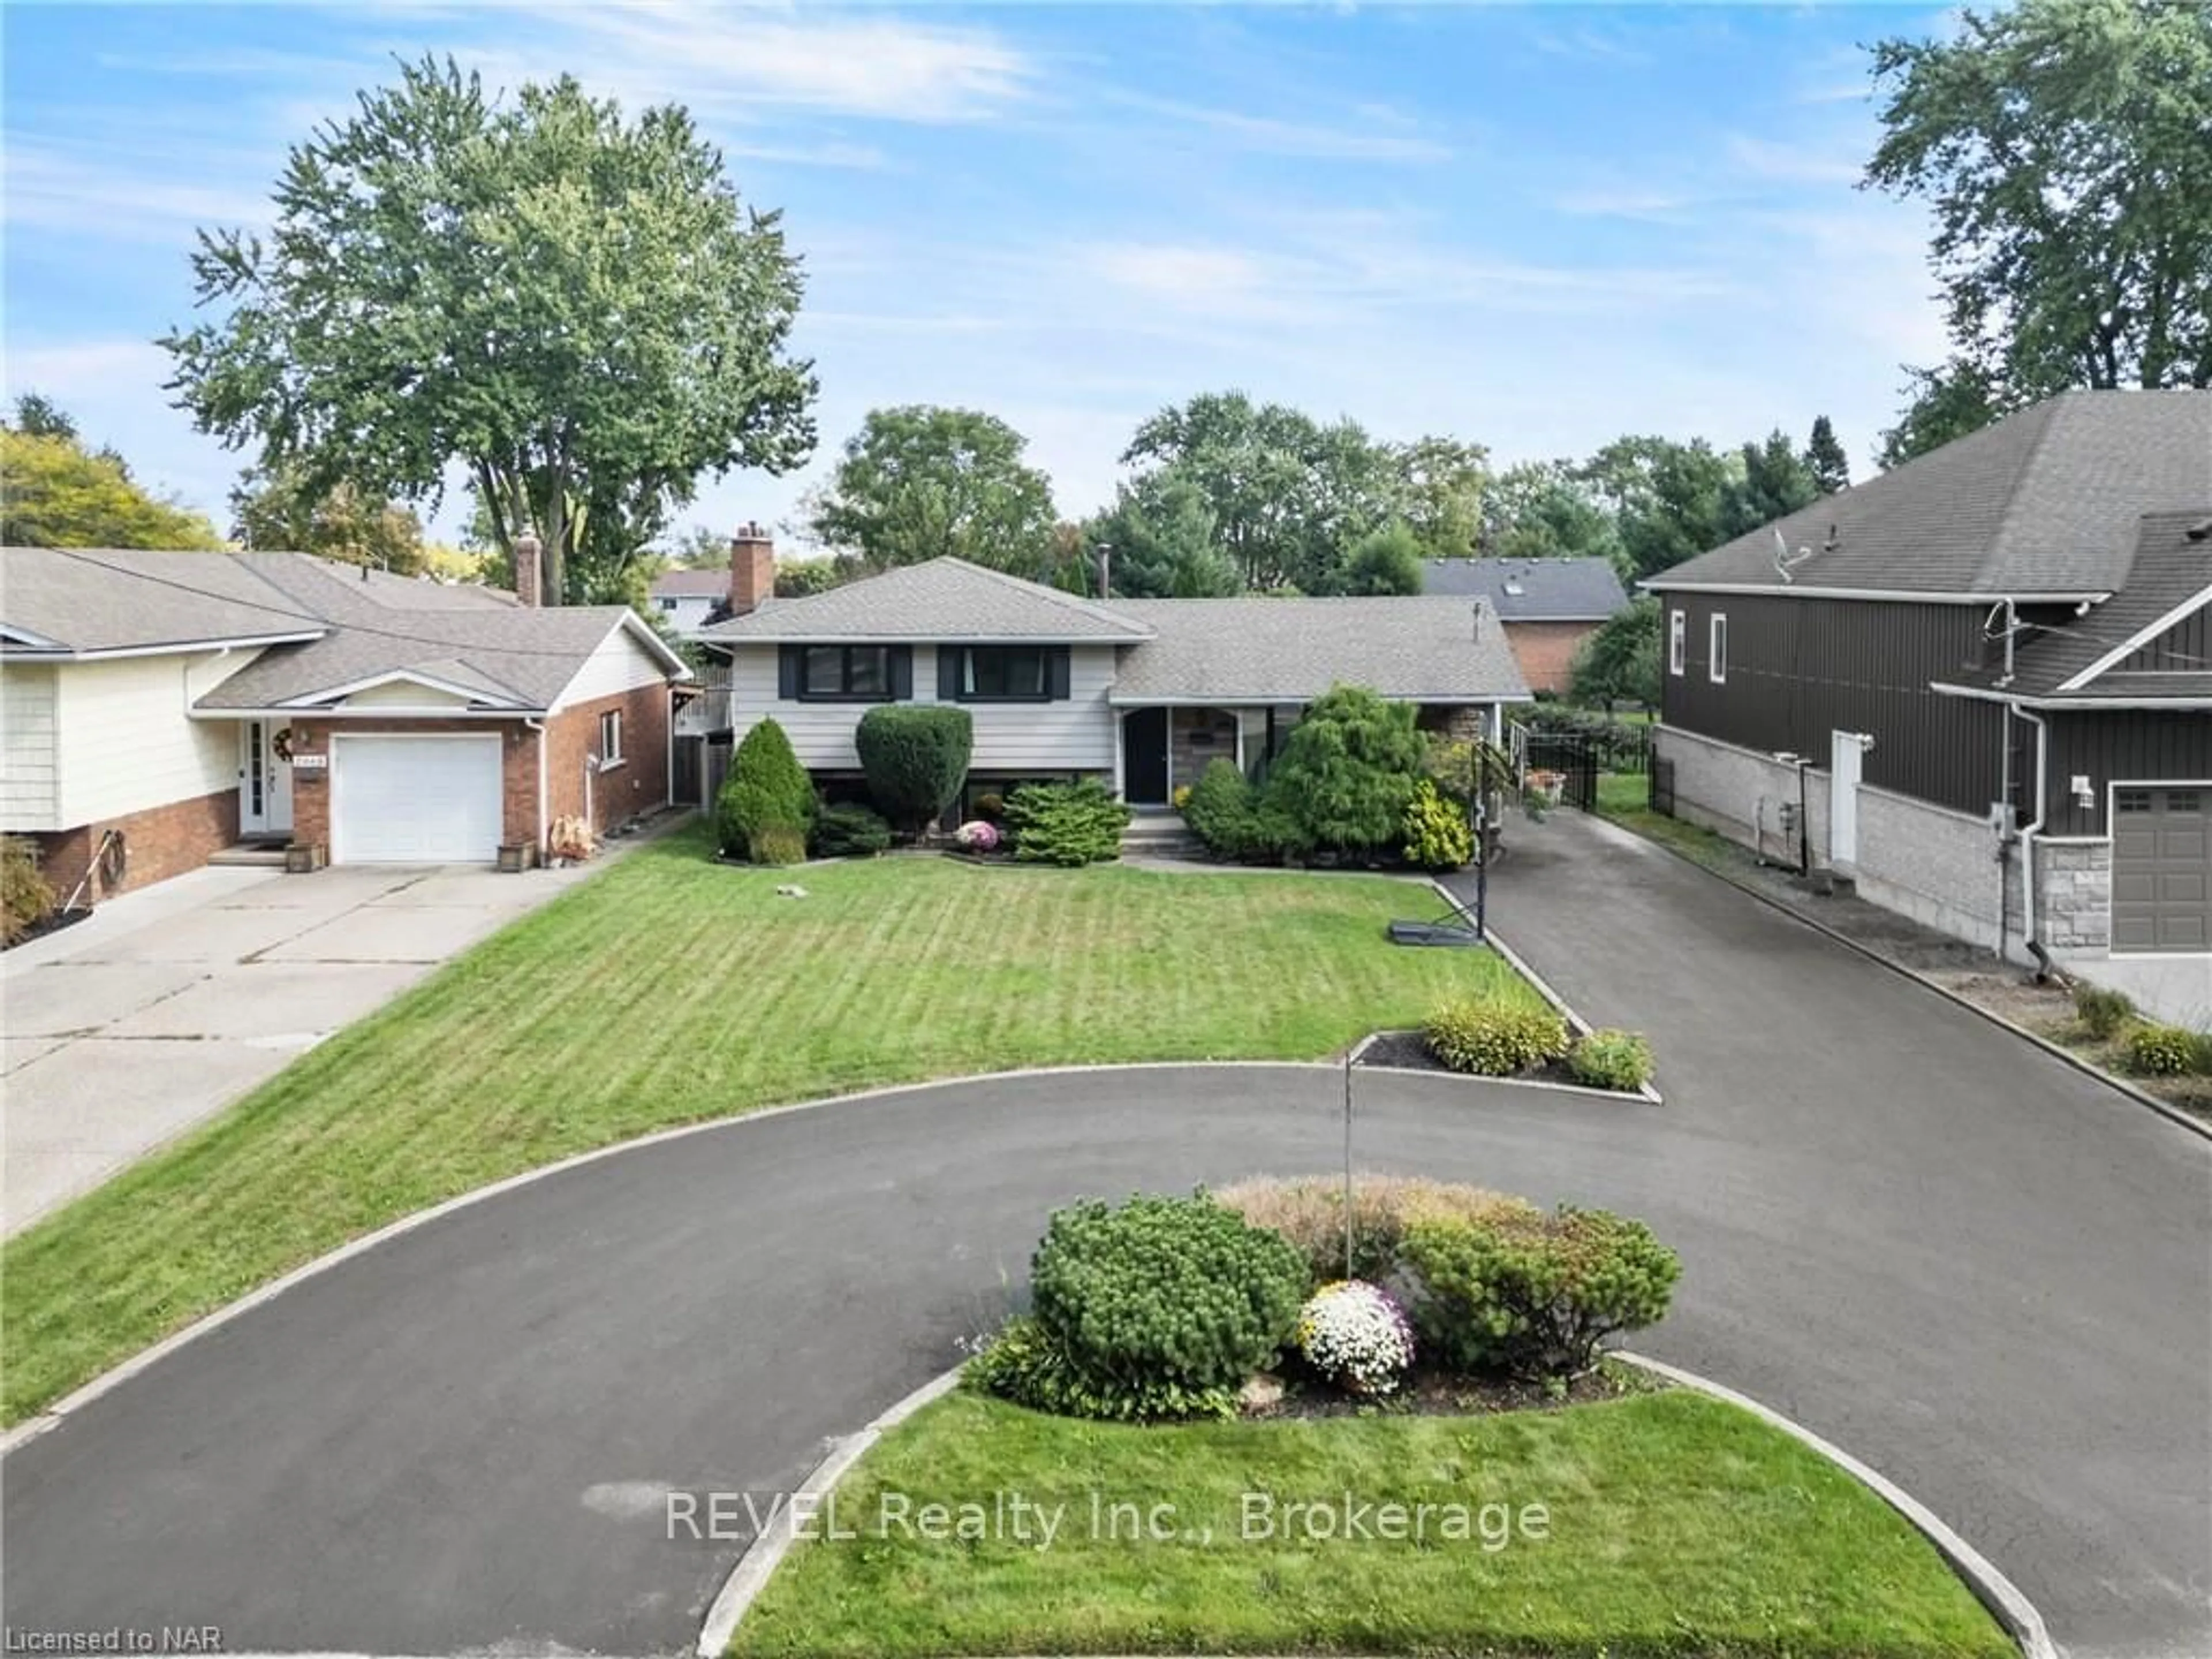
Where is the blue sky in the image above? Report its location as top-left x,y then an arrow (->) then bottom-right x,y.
3,2 -> 1955,548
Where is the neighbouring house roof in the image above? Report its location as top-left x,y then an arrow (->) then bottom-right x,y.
697,556 -> 1155,643
0,546 -> 687,711
650,568 -> 730,599
1938,511 -> 2212,704
1107,596 -> 1529,704
1647,389 -> 2212,600
1421,556 -> 1628,620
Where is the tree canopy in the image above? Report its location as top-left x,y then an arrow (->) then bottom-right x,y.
1866,0 -> 2212,457
808,405 -> 1058,576
1085,475 -> 1238,599
230,465 -> 429,573
1803,416 -> 1850,494
1570,596 -> 1662,711
1342,520 -> 1424,596
1,405 -> 226,550
161,56 -> 816,604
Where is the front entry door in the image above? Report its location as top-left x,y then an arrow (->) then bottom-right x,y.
1830,729 -> 1865,869
239,721 -> 295,838
1123,708 -> 1169,805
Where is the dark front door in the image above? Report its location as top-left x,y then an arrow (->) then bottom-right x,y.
1123,707 -> 1169,804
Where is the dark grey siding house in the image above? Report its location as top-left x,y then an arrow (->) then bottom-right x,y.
1646,390 -> 2212,1014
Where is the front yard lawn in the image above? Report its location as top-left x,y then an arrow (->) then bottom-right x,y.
3,825 -> 1539,1424
726,1387 -> 2014,1659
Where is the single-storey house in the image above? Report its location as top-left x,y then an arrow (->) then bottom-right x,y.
1421,556 -> 1629,695
1646,388 -> 2212,1018
1,539 -> 688,899
692,528 -> 1530,811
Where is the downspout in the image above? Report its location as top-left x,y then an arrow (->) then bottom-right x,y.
2014,705 -> 2051,977
525,718 -> 548,865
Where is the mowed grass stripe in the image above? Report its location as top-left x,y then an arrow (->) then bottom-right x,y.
2,827 -> 1537,1425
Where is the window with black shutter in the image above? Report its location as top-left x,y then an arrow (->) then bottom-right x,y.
781,644 -> 907,702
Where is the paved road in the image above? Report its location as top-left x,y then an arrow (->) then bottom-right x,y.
3,813 -> 2206,1657
2,849 -> 642,1233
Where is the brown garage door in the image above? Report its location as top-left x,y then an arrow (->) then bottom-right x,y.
2112,786 -> 2212,953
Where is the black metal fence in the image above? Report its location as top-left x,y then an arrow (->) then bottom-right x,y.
1649,757 -> 1675,816
1518,727 -> 1601,813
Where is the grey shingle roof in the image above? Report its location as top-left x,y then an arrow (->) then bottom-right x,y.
1647,389 -> 2212,599
698,557 -> 1153,642
651,568 -> 729,599
1422,556 -> 1628,619
0,546 -> 680,710
1944,510 -> 2212,700
1107,597 -> 1529,703
1,547 -> 321,653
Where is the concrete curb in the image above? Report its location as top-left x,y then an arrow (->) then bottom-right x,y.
0,1056 -> 1609,1455
695,1368 -> 965,1657
1616,1351 -> 2058,1659
1594,813 -> 2210,1142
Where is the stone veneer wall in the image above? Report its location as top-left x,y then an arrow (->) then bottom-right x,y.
2035,840 -> 2112,952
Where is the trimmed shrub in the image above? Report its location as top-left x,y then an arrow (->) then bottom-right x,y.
1172,783 -> 1193,812
966,1316 -> 1238,1424
1296,1281 -> 1416,1395
974,791 -> 1006,821
810,801 -> 891,858
856,705 -> 974,832
716,718 -> 815,861
1424,996 -> 1569,1076
998,1192 -> 1308,1422
2194,1031 -> 2212,1078
2124,1021 -> 2196,1077
750,825 -> 808,866
1214,1173 -> 1537,1284
1566,1029 -> 1654,1092
1265,685 -> 1426,855
1400,779 -> 1472,870
1005,779 -> 1130,866
2072,982 -> 2134,1041
1183,758 -> 1253,859
1403,1206 -> 1681,1379
3,835 -> 56,945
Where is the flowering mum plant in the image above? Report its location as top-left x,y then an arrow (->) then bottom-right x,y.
955,820 -> 1001,851
1296,1279 -> 1415,1396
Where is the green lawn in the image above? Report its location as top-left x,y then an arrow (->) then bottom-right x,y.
2,826 -> 1538,1425
1596,771 -> 1736,868
727,1388 -> 2013,1659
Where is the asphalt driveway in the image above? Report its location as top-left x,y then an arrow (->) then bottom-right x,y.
2,813 -> 2206,1658
2,855 -> 624,1233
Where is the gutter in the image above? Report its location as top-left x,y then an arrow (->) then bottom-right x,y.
525,718 -> 548,858
2013,706 -> 2051,972
1931,681 -> 2212,710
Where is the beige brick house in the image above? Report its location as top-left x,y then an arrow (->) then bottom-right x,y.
1,541 -> 688,900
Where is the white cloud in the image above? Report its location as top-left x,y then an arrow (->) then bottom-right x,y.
2,146 -> 269,239
1106,91 -> 1452,164
1726,132 -> 1863,187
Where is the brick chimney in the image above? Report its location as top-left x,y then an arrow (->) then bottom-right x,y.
729,521 -> 775,616
514,532 -> 542,608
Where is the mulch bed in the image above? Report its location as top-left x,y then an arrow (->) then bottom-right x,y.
1245,1360 -> 1663,1421
1357,1028 -> 1599,1093
3,907 -> 92,952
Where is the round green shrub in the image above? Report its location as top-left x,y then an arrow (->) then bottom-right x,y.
1400,778 -> 1472,870
2072,982 -> 2134,1041
2124,1021 -> 2196,1077
1423,997 -> 1568,1076
1024,1193 -> 1308,1419
717,718 -> 815,861
1566,1029 -> 1654,1092
1403,1206 -> 1681,1379
966,1316 -> 1241,1423
1004,779 -> 1130,866
1183,758 -> 1255,859
855,705 -> 973,832
810,801 -> 892,858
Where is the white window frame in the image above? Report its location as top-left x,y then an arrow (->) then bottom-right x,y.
1668,609 -> 1686,677
1709,613 -> 1728,684
599,709 -> 624,767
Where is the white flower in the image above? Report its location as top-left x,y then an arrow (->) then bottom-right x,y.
1296,1280 -> 1415,1396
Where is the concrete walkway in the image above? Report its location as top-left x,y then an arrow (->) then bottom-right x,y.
1,813 -> 2205,1657
2,845 -> 643,1234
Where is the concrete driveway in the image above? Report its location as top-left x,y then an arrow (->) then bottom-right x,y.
2,857 -> 619,1234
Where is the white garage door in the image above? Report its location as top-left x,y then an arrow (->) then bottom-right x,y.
332,734 -> 504,864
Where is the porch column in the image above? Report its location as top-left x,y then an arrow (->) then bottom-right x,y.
1234,711 -> 1245,778
1112,709 -> 1126,800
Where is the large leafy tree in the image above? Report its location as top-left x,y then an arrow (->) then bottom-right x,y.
1581,437 -> 1736,579
1570,596 -> 1662,712
1724,430 -> 1820,537
1120,392 -> 1408,593
1084,475 -> 1238,599
808,405 -> 1056,576
1,408 -> 225,550
1479,460 -> 1624,567
1866,0 -> 2212,439
1392,435 -> 1488,560
230,465 -> 429,573
1342,520 -> 1424,596
162,56 -> 816,605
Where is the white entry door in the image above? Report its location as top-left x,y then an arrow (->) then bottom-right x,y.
330,734 -> 503,864
238,721 -> 295,837
1830,730 -> 1866,868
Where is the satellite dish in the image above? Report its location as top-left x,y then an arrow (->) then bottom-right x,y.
1771,527 -> 1815,584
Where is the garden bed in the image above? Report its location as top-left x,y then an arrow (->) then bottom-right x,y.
3,905 -> 93,952
1245,1354 -> 1662,1420
722,1387 -> 2016,1659
1358,1026 -> 1607,1091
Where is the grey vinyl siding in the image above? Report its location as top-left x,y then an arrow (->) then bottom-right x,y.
1660,593 -> 2008,815
2043,711 -> 2212,837
2116,603 -> 2212,673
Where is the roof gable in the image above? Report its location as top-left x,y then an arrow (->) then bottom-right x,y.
699,558 -> 1154,643
1649,390 -> 2212,599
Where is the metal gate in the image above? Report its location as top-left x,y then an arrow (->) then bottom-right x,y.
1517,728 -> 1599,813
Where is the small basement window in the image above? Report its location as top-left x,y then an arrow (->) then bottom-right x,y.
599,709 -> 624,766
1709,613 -> 1728,684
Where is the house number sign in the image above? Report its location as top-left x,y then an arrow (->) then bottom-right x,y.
291,753 -> 329,771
